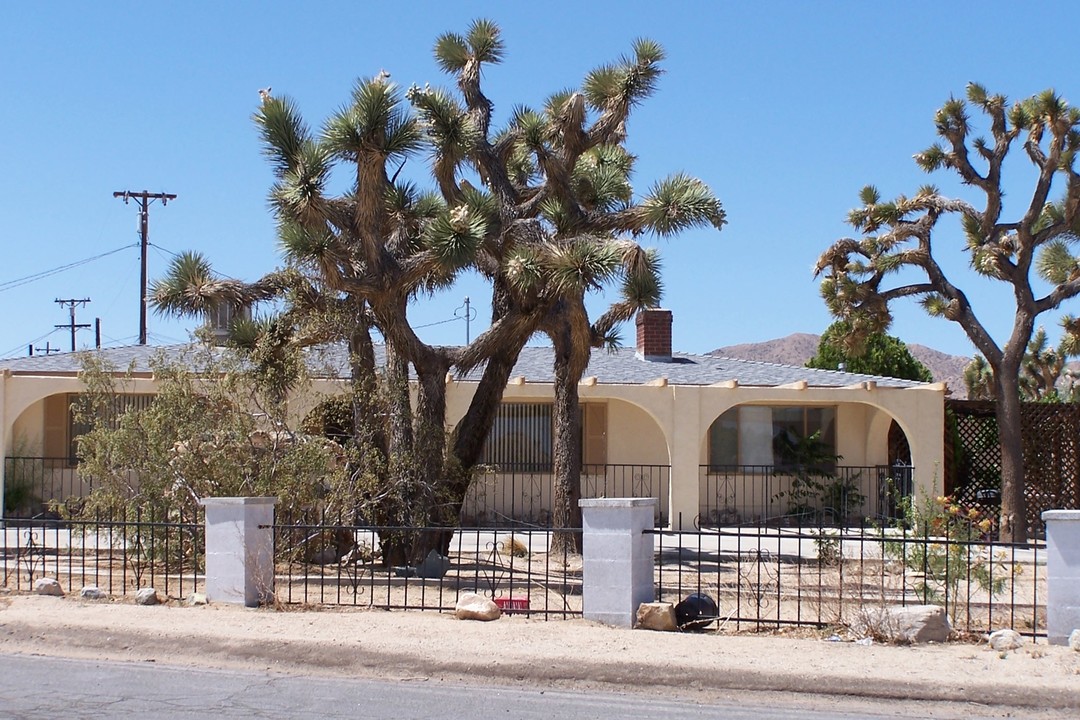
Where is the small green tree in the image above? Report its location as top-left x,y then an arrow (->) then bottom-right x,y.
806,321 -> 933,382
73,348 -> 348,520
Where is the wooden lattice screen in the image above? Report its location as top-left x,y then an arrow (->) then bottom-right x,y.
946,399 -> 1080,536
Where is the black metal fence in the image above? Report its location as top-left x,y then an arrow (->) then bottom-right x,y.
0,508 -> 203,599
4,457 -> 670,529
3,457 -> 93,518
453,463 -> 671,527
699,465 -> 913,527
270,512 -> 582,618
649,516 -> 1045,638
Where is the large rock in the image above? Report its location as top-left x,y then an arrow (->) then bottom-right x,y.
454,592 -> 501,621
33,578 -> 64,597
1068,629 -> 1080,652
186,593 -> 208,606
852,604 -> 951,643
636,602 -> 678,632
988,628 -> 1024,651
79,585 -> 107,600
135,588 -> 159,606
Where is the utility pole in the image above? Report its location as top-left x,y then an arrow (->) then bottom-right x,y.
455,296 -> 477,344
30,342 -> 60,357
55,298 -> 91,352
113,190 -> 176,345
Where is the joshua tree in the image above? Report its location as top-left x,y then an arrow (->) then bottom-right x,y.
816,84 -> 1080,542
153,20 -> 723,553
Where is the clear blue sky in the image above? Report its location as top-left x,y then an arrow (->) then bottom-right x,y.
3,1 -> 1077,361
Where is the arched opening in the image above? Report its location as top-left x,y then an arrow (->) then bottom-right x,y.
698,402 -> 913,526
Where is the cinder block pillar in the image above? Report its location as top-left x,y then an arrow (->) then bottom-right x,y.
579,497 -> 656,627
200,497 -> 278,607
1044,510 -> 1080,645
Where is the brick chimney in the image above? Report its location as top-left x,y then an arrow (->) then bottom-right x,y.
635,308 -> 672,362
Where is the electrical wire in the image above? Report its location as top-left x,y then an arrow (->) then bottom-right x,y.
0,244 -> 138,293
0,329 -> 63,359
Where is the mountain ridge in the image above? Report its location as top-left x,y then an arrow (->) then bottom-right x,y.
709,334 -> 972,398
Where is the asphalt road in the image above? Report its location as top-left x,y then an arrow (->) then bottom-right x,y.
0,653 -> 909,720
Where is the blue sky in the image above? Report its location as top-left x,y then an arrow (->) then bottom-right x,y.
2,1 -> 1078,361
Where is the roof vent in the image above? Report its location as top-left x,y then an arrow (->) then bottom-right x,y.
636,308 -> 672,362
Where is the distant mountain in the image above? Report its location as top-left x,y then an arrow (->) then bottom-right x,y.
709,334 -> 973,398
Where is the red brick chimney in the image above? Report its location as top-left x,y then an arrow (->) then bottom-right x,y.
635,308 -> 672,362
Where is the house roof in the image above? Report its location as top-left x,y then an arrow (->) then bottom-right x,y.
0,342 -> 930,389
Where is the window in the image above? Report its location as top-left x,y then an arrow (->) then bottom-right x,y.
67,393 -> 156,463
481,402 -> 607,472
708,406 -> 836,469
482,403 -> 553,471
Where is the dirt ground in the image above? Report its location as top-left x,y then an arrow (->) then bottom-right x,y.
1,593 -> 1078,717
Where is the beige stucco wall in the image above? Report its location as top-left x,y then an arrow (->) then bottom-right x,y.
1,367 -> 946,529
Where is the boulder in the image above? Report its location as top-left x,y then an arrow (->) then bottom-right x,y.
852,604 -> 951,643
186,592 -> 208,606
454,592 -> 501,621
988,628 -> 1024,651
636,602 -> 678,632
1068,629 -> 1080,652
33,578 -> 64,597
79,585 -> 107,600
135,588 -> 160,606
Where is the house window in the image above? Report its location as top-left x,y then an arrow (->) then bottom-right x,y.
67,393 -> 156,463
481,402 -> 607,472
708,406 -> 836,469
482,403 -> 553,471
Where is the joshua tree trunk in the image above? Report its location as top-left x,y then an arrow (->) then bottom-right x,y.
549,311 -> 587,556
994,368 -> 1027,543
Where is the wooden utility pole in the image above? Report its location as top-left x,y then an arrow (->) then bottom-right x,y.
54,298 -> 91,352
113,190 -> 176,345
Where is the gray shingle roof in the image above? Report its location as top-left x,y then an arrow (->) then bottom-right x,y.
1,342 -> 928,389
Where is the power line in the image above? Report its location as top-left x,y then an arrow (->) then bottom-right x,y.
0,244 -> 137,293
0,329 -> 62,359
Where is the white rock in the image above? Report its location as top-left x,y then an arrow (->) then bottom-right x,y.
135,588 -> 159,606
851,604 -> 951,643
636,602 -> 678,632
454,592 -> 501,621
187,592 -> 208,606
79,585 -> 107,600
1068,629 -> 1080,652
988,628 -> 1024,651
33,578 -> 64,597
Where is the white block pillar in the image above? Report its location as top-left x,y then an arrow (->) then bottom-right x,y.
579,497 -> 656,627
200,497 -> 278,607
1043,510 -> 1080,645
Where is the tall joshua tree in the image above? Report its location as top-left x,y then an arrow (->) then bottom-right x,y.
816,84 -> 1080,542
153,21 -> 723,550
414,26 -> 724,549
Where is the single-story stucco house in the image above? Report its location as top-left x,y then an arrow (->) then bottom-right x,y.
0,310 -> 946,528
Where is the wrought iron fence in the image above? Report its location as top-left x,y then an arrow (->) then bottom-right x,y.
3,457 -> 94,518
648,515 -> 1045,638
3,458 -> 670,529
270,511 -> 582,619
460,463 -> 670,527
0,508 -> 203,599
699,464 -> 913,527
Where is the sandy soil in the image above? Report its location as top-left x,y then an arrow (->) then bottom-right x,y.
1,593 -> 1078,717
